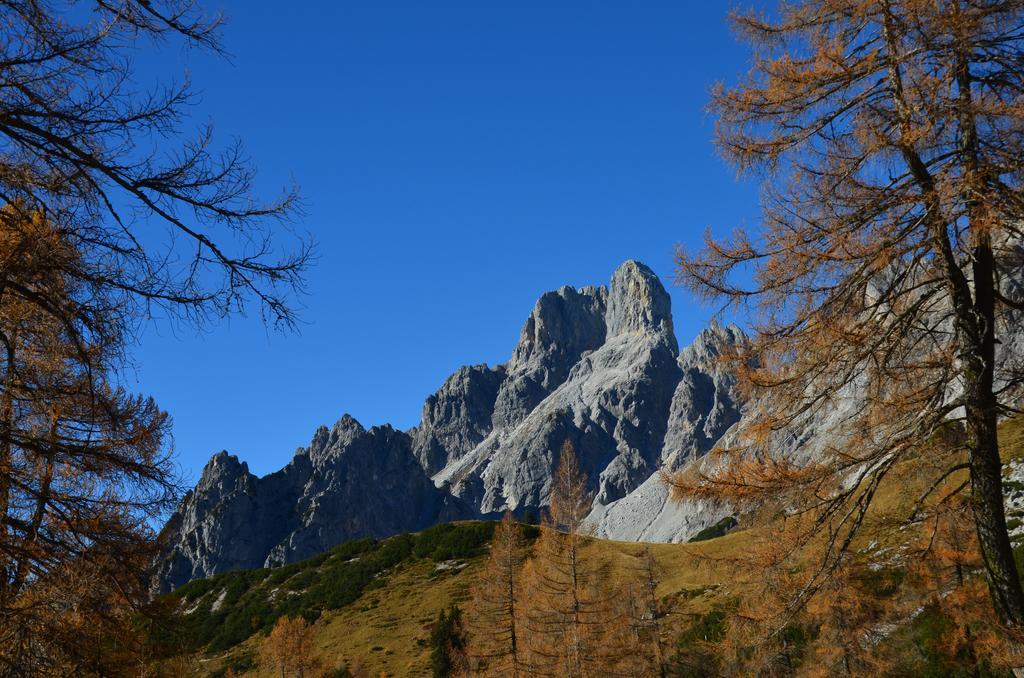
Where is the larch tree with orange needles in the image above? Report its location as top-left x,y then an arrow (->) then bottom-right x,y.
798,561 -> 904,676
0,210 -> 179,674
522,441 -> 593,677
522,441 -> 634,677
900,497 -> 1016,671
615,547 -> 668,678
676,0 -> 1024,626
638,547 -> 667,677
466,512 -> 528,677
0,0 -> 310,670
260,616 -> 316,678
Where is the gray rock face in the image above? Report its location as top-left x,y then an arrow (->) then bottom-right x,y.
268,418 -> 451,567
997,237 -> 1024,400
588,323 -> 746,542
441,261 -> 682,513
606,260 -> 675,339
154,416 -> 452,591
154,451 -> 309,591
414,364 -> 507,475
662,323 -> 746,467
155,260 -> 751,590
491,285 -> 608,429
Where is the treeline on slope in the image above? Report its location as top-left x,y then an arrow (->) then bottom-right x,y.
159,521 -> 510,653
661,493 -> 1024,674
654,471 -> 1024,674
664,571 -> 1016,677
453,535 -> 1023,678
451,445 -> 807,677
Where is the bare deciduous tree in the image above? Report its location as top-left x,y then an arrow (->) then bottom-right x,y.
0,0 -> 310,332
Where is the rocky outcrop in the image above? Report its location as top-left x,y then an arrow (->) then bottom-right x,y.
441,261 -> 682,514
413,364 -> 507,475
155,260 -> 749,591
154,451 -> 308,590
662,322 -> 746,467
588,322 -> 746,542
491,285 -> 608,429
155,417 -> 454,591
266,417 -> 454,566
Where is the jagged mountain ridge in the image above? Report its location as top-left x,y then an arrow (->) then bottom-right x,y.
155,261 -> 744,591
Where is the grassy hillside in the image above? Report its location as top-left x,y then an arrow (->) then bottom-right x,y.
156,418 -> 1024,677
1002,415 -> 1024,463
157,522 -> 500,667
156,520 -> 746,677
298,537 -> 720,678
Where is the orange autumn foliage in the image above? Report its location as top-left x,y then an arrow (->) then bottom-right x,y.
674,0 -> 1024,630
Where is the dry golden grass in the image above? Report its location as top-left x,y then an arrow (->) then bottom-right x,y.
1002,416 -> 1024,463
201,558 -> 476,677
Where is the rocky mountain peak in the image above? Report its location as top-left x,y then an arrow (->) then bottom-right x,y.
198,451 -> 249,488
681,322 -> 746,367
306,414 -> 367,464
309,425 -> 331,455
661,322 -> 748,469
507,285 -> 607,370
414,364 -> 506,475
155,260 -> 741,591
605,260 -> 674,340
492,284 -> 607,429
334,413 -> 362,431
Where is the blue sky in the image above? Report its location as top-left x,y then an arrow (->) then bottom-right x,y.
129,2 -> 765,482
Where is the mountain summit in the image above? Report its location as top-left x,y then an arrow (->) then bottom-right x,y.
155,261 -> 744,591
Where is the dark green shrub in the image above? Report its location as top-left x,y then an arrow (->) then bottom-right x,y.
415,521 -> 495,561
174,576 -> 218,603
688,516 -> 738,543
669,604 -> 731,677
853,566 -> 905,598
157,522 -> 501,654
266,562 -> 303,586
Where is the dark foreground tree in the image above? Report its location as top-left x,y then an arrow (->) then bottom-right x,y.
0,210 -> 176,673
0,0 -> 310,331
676,0 -> 1024,627
0,1 -> 309,672
430,605 -> 467,678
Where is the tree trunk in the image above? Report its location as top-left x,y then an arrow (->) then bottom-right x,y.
962,223 -> 1024,626
507,560 -> 520,678
0,338 -> 14,606
965,365 -> 1024,625
568,532 -> 582,678
643,552 -> 666,678
948,1 -> 1024,626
